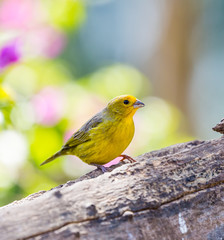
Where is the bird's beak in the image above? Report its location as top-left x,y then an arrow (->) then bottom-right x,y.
133,99 -> 145,108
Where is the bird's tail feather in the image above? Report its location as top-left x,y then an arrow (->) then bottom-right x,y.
40,150 -> 64,166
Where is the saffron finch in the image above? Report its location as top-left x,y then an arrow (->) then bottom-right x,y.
40,95 -> 145,172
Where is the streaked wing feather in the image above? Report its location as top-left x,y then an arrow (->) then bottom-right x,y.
62,111 -> 104,149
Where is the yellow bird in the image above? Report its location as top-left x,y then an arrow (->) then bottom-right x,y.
40,95 -> 145,172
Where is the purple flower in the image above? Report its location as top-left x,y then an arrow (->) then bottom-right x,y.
0,41 -> 20,69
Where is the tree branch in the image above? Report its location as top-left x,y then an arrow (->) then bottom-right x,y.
0,122 -> 224,240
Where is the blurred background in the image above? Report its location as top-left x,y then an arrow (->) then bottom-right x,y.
0,0 -> 223,206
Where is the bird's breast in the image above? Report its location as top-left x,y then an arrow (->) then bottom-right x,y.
96,118 -> 134,161
109,118 -> 134,146
75,117 -> 135,165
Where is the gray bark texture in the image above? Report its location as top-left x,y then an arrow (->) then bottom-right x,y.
0,120 -> 224,240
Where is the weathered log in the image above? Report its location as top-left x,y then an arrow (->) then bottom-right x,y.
0,125 -> 224,240
213,118 -> 224,134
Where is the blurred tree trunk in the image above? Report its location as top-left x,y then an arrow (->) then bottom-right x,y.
151,0 -> 198,132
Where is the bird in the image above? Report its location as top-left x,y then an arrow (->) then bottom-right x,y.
40,95 -> 145,172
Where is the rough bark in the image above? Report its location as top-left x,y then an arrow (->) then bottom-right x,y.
0,124 -> 224,240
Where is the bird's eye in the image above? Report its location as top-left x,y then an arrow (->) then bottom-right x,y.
123,100 -> 129,105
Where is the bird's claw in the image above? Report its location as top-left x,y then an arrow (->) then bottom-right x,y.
91,155 -> 135,173
91,164 -> 110,173
119,154 -> 136,163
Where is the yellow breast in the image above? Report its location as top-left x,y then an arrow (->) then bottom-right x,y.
75,117 -> 135,165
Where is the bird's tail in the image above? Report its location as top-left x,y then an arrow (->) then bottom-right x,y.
40,150 -> 64,166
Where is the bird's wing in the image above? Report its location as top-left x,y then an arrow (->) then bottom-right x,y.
62,111 -> 104,149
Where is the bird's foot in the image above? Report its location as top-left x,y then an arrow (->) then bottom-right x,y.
91,164 -> 110,173
119,154 -> 136,163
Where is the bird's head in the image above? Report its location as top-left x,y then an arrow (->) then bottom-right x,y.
107,95 -> 145,117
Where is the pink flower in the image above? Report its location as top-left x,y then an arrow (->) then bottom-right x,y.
27,27 -> 66,58
0,0 -> 65,59
0,0 -> 40,29
32,87 -> 65,126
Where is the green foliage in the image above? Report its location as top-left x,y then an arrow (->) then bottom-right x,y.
42,0 -> 86,31
80,65 -> 150,99
0,0 -> 193,206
